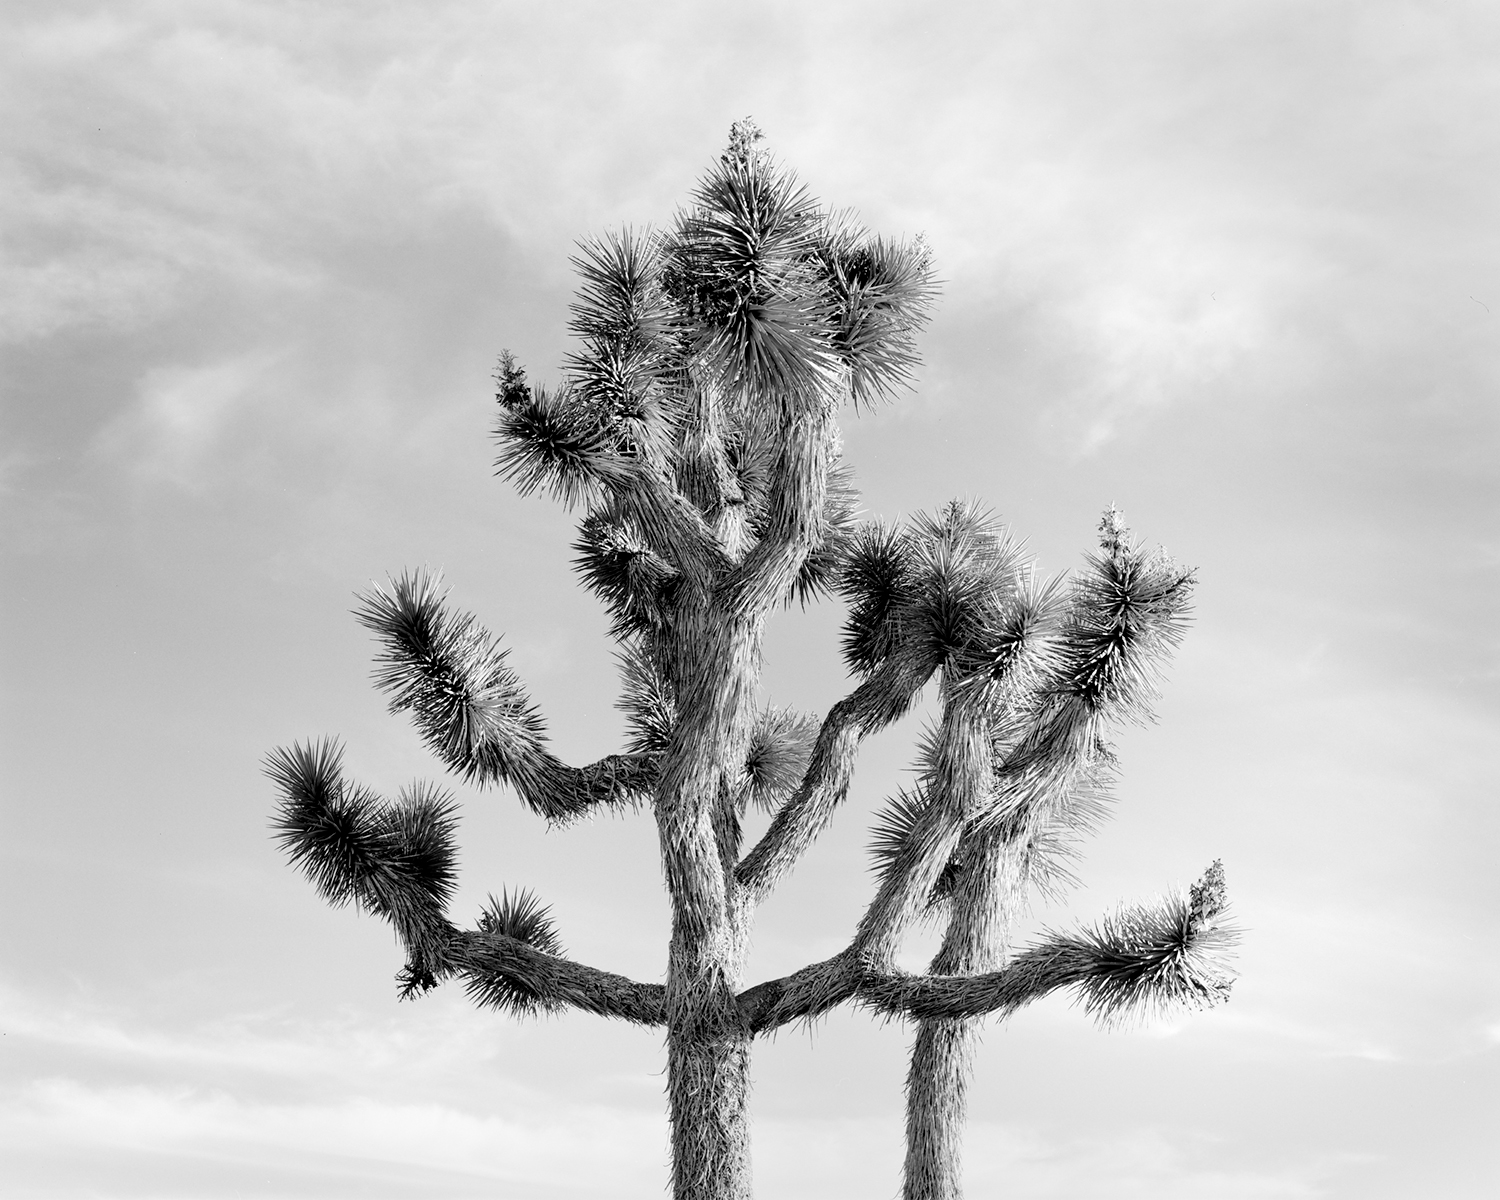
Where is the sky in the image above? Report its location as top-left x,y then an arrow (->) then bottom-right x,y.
2,1 -> 1497,1197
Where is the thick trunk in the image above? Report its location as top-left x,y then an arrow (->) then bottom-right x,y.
902,840 -> 1021,1200
903,1018 -> 978,1200
668,1017 -> 754,1200
657,606 -> 761,1200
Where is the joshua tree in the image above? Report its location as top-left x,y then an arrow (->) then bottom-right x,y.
267,122 -> 1235,1200
866,503 -> 1229,1200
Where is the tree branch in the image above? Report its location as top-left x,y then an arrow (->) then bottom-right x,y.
737,861 -> 1235,1035
860,862 -> 1236,1024
735,656 -> 931,902
613,460 -> 728,590
267,740 -> 458,983
852,701 -> 992,964
725,409 -> 834,612
737,950 -> 862,1034
530,753 -> 659,822
355,571 -> 657,819
449,929 -> 667,1026
268,751 -> 665,1022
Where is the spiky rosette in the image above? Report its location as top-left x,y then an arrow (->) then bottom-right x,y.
564,230 -> 682,466
616,641 -> 676,758
267,739 -> 379,908
867,787 -> 928,879
838,519 -> 917,674
1010,752 -> 1117,902
743,706 -> 819,813
867,787 -> 966,920
663,129 -> 832,404
567,227 -> 676,351
354,571 -> 551,790
813,218 -> 937,408
840,501 -> 1033,689
267,740 -> 459,991
1060,508 -> 1195,720
467,889 -> 566,1016
494,380 -> 620,508
946,572 -> 1067,713
1052,859 -> 1237,1026
573,508 -> 681,638
903,502 -> 1025,667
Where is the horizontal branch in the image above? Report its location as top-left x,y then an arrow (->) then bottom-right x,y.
862,862 -> 1236,1024
737,862 -> 1235,1034
449,929 -> 667,1026
530,753 -> 658,822
737,951 -> 862,1034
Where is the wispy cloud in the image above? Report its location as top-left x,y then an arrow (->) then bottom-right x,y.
3,991 -> 1342,1200
89,351 -> 283,486
0,985 -> 666,1197
2,1078 -> 664,1198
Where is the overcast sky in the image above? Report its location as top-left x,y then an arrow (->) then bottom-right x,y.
3,2 -> 1497,1197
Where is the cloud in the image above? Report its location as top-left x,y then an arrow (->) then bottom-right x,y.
1,1079 -> 664,1199
963,1123 -> 1325,1200
0,985 -> 666,1197
751,1115 -> 1326,1200
90,351 -> 282,485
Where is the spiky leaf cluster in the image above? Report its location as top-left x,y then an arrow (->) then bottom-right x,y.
492,119 -> 935,658
267,739 -> 458,988
664,143 -> 829,400
465,889 -> 568,1017
355,571 -> 549,789
839,501 -> 1037,688
574,507 -> 682,639
615,643 -> 676,758
815,220 -> 938,408
868,787 -> 931,885
743,706 -> 820,813
1055,859 -> 1237,1026
1061,507 -> 1196,719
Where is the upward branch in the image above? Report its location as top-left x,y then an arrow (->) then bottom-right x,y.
494,361 -> 726,589
354,571 -> 656,820
736,653 -> 931,902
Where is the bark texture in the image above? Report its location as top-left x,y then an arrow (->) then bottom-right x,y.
904,1020 -> 978,1200
903,838 -> 1017,1200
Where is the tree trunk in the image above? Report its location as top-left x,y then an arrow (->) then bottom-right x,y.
903,1018 -> 978,1200
902,839 -> 1020,1200
659,609 -> 761,1200
668,1018 -> 754,1200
